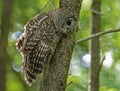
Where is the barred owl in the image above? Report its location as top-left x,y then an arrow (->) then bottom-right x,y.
16,8 -> 76,86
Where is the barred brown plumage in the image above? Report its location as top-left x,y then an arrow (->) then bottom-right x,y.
16,8 -> 76,86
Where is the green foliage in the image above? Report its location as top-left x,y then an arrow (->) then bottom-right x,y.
6,71 -> 24,91
67,76 -> 87,91
0,0 -> 120,91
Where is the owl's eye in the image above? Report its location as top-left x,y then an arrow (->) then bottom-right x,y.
61,17 -> 76,34
65,17 -> 75,29
65,18 -> 75,27
66,20 -> 72,26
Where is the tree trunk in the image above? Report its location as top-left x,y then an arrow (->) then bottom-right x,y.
0,0 -> 13,91
89,0 -> 101,91
39,0 -> 82,91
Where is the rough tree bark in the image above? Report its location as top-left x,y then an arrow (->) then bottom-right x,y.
0,0 -> 13,91
89,0 -> 101,91
40,0 -> 82,91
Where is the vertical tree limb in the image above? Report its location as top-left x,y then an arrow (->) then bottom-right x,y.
0,0 -> 13,91
40,0 -> 82,91
88,0 -> 101,91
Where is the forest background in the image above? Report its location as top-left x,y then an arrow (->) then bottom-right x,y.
0,0 -> 120,91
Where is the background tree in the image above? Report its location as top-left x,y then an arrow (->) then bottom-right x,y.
89,0 -> 101,91
0,0 -> 13,91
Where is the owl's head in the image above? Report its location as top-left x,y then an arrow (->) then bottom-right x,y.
51,8 -> 77,34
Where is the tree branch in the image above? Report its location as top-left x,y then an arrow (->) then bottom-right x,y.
95,55 -> 105,81
66,81 -> 73,88
98,55 -> 105,74
75,28 -> 120,44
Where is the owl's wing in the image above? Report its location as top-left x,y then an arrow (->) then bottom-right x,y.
16,13 -> 56,86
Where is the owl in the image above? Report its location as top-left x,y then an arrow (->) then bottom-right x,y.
16,8 -> 76,86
